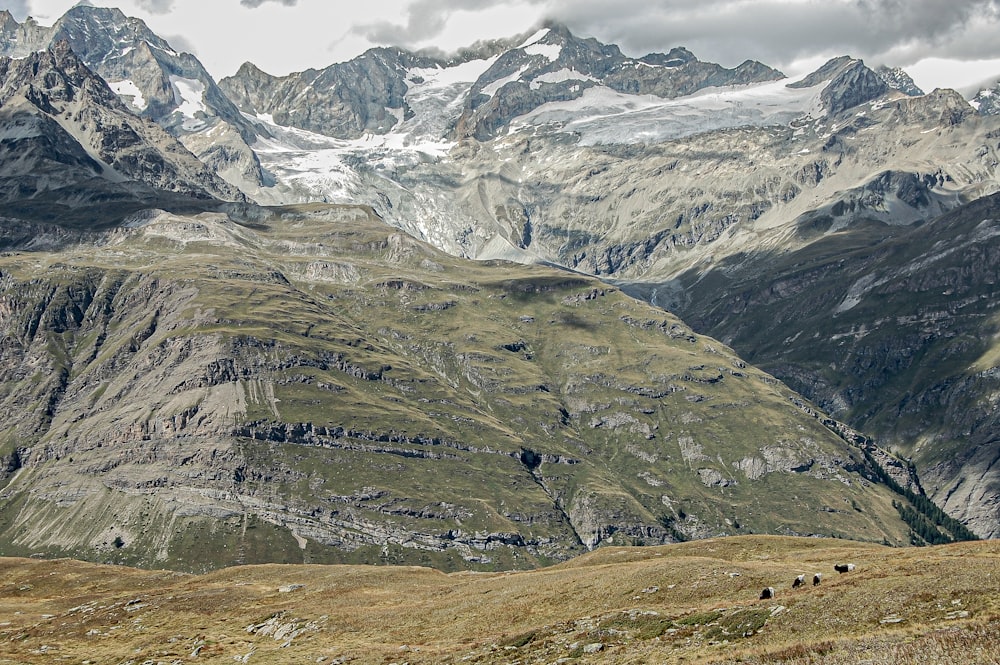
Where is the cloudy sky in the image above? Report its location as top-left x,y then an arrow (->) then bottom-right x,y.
12,0 -> 1000,92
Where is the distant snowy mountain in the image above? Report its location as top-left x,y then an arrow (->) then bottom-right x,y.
0,6 -> 266,191
876,65 -> 925,97
971,80 -> 1000,115
218,23 -> 784,145
454,24 -> 784,140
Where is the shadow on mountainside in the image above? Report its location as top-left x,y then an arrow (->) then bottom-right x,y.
664,192 -> 1000,537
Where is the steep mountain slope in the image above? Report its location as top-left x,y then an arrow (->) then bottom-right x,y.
0,41 -> 242,239
220,45 -> 1000,539
0,6 -> 266,191
668,192 -> 1000,538
222,48 -> 443,140
0,203 -> 923,572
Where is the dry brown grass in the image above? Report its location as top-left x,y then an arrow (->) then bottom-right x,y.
0,535 -> 998,664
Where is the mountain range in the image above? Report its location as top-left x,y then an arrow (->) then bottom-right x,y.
0,6 -> 997,570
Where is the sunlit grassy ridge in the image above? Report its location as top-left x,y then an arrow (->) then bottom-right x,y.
0,536 -> 997,664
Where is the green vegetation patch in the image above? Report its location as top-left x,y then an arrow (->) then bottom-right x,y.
599,611 -> 675,639
705,608 -> 771,640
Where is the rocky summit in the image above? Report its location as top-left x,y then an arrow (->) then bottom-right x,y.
0,6 -> 995,571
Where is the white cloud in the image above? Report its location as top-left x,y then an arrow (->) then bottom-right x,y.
239,0 -> 297,6
354,0 -> 545,47
135,0 -> 173,14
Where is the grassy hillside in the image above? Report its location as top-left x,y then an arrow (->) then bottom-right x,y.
0,204 -> 922,570
0,536 -> 997,664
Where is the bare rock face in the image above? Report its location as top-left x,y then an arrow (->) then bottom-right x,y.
876,65 -> 924,97
0,104 -> 103,201
220,49 -> 442,140
787,56 -> 887,114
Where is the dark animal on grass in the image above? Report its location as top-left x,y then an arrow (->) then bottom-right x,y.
792,574 -> 805,588
834,563 -> 855,573
813,573 -> 822,586
760,586 -> 775,599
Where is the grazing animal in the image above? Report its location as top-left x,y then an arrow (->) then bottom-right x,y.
813,573 -> 822,586
792,574 -> 805,588
834,563 -> 856,573
760,586 -> 775,599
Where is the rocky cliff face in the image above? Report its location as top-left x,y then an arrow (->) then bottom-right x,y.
876,65 -> 925,97
786,56 -> 887,114
0,205 -> 920,571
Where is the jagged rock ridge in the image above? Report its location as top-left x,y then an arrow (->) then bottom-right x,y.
972,80 -> 1000,115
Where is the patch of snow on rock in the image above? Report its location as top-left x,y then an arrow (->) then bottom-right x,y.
518,28 -> 550,48
170,76 -> 207,129
481,64 -> 530,97
524,42 -> 562,62
408,57 -> 498,91
108,79 -> 147,111
405,57 -> 498,138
